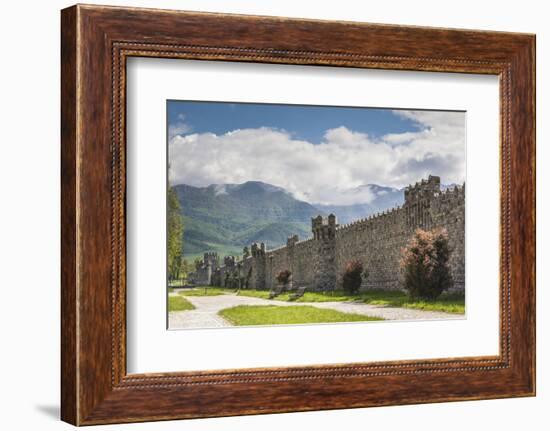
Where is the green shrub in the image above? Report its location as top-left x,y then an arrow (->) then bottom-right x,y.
400,228 -> 453,300
342,260 -> 363,294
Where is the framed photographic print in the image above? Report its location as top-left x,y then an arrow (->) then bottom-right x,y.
165,101 -> 466,331
61,4 -> 535,425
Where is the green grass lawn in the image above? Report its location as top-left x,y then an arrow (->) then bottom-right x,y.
235,288 -> 464,314
168,277 -> 188,287
219,305 -> 384,326
168,295 -> 195,312
356,290 -> 465,314
234,289 -> 272,299
179,287 -> 228,297
176,286 -> 464,314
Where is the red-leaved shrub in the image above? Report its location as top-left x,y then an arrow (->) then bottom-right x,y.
276,269 -> 292,285
400,228 -> 453,300
342,260 -> 364,294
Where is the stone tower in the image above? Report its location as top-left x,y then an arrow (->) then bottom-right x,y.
224,255 -> 236,268
203,252 -> 219,269
311,214 -> 338,290
403,175 -> 441,230
202,252 -> 219,285
250,242 -> 267,290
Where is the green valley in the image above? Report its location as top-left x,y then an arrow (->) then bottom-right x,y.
175,181 -> 319,259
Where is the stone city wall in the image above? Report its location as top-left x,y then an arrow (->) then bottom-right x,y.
200,175 -> 465,292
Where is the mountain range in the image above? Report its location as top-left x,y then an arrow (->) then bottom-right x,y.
314,184 -> 404,225
173,181 -> 410,260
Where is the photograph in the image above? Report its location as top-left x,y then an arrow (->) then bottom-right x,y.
166,101 -> 466,329
3,0 -> 532,425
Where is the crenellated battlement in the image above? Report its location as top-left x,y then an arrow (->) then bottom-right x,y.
224,255 -> 236,267
335,205 -> 402,232
203,252 -> 219,267
311,214 -> 338,240
435,183 -> 465,199
209,175 -> 465,292
286,234 -> 299,247
251,242 -> 266,257
404,174 -> 441,204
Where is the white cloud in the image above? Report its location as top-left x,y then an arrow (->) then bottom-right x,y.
213,184 -> 228,196
168,114 -> 192,139
168,110 -> 465,205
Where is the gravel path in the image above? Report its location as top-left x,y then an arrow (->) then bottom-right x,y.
168,292 -> 296,329
168,291 -> 462,330
308,301 -> 460,321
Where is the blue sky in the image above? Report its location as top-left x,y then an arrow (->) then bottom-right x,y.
167,100 -> 465,205
168,100 -> 421,144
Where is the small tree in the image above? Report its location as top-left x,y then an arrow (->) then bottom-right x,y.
342,260 -> 363,294
180,259 -> 191,284
400,228 -> 453,300
276,270 -> 292,286
167,186 -> 184,281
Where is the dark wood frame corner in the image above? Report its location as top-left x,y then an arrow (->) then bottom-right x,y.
61,4 -> 536,426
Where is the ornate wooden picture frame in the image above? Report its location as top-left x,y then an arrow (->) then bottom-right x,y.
61,4 -> 535,425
